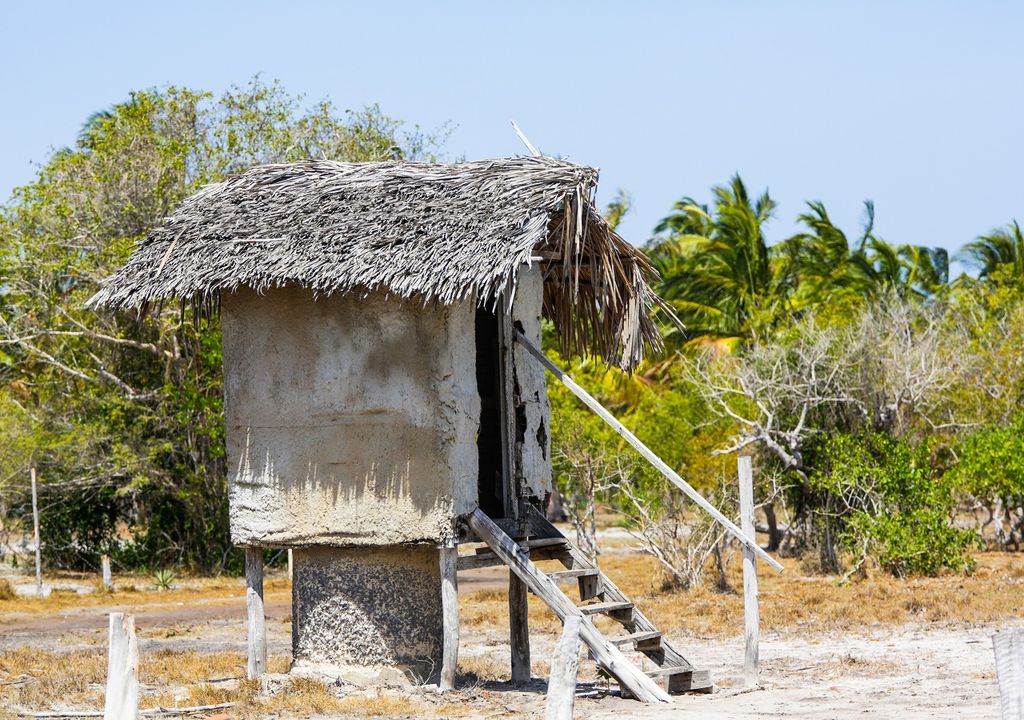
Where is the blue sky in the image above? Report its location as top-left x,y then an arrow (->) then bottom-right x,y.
2,1 -> 1022,270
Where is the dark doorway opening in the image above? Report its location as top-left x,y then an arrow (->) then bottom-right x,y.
475,308 -> 506,518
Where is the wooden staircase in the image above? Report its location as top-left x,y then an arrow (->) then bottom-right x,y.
463,508 -> 713,702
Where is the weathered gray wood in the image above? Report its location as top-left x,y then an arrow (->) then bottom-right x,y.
544,615 -> 581,720
245,546 -> 267,679
497,295 -> 518,520
439,544 -> 459,691
30,466 -> 42,595
509,543 -> 531,684
514,331 -> 783,573
468,509 -> 671,703
101,555 -> 112,591
994,629 -> 1024,720
523,504 -> 713,693
739,456 -> 760,688
103,612 -> 139,720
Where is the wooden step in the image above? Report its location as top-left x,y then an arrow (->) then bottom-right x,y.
474,536 -> 568,555
647,666 -> 714,694
609,630 -> 662,648
547,568 -> 599,581
579,600 -> 633,616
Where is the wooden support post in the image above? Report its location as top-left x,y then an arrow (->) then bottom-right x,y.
30,466 -> 42,596
287,548 -> 293,582
739,456 -> 760,688
514,330 -> 783,573
439,543 -> 459,691
510,542 -> 531,684
544,615 -> 581,720
245,546 -> 267,679
101,554 -> 113,591
103,612 -> 139,720
994,629 -> 1024,720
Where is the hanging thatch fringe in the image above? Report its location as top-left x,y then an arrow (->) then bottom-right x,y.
88,156 -> 661,369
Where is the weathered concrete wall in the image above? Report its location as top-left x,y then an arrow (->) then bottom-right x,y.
222,287 -> 479,547
290,545 -> 442,684
510,265 -> 553,501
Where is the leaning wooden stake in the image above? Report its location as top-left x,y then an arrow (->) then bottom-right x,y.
104,612 -> 139,720
738,456 -> 760,687
30,466 -> 42,595
245,546 -> 267,679
439,543 -> 459,691
513,330 -> 783,573
994,629 -> 1024,720
545,615 -> 581,720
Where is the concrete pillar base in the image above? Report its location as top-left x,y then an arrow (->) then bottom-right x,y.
291,545 -> 442,684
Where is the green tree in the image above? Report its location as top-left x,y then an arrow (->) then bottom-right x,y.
0,79 -> 445,572
645,175 -> 786,349
958,220 -> 1024,285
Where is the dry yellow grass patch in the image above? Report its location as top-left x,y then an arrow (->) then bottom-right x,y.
592,551 -> 1023,636
459,551 -> 1022,640
0,573 -> 291,615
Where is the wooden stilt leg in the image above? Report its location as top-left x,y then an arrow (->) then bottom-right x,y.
245,546 -> 267,679
439,543 -> 459,691
509,545 -> 531,684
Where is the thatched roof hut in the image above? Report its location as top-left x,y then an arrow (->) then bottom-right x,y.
89,156 -> 661,369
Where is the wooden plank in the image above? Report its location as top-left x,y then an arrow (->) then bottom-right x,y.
610,631 -> 662,648
739,456 -> 760,688
509,544 -> 531,684
30,466 -> 42,596
513,330 -> 783,573
439,544 -> 459,691
245,547 -> 267,679
468,509 -> 671,703
456,553 -> 506,571
579,601 -> 633,616
496,295 -> 518,520
544,615 -> 581,720
103,612 -> 139,720
547,568 -> 599,581
994,629 -> 1024,720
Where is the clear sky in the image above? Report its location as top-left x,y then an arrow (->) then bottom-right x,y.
2,1 -> 1022,268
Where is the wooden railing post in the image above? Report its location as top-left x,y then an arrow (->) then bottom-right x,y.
738,456 -> 760,688
439,542 -> 459,691
545,615 -> 581,720
103,612 -> 139,720
245,546 -> 267,679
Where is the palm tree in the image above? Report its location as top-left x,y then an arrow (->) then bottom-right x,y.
645,175 -> 786,349
957,220 -> 1024,283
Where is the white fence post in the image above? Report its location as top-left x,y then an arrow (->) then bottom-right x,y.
739,456 -> 760,688
994,629 -> 1024,720
101,554 -> 113,590
545,615 -> 581,720
30,466 -> 42,595
103,612 -> 139,720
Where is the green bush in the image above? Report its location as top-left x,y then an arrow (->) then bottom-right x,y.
809,433 -> 977,576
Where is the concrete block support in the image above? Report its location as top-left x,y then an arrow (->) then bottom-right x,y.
291,545 -> 443,684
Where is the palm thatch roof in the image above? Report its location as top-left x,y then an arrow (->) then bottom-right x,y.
89,156 -> 661,368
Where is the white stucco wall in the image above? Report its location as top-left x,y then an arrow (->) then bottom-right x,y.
222,287 -> 479,547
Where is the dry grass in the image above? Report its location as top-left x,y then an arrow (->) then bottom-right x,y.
0,579 -> 16,601
458,551 -> 1023,639
0,573 -> 291,615
592,551 -> 1024,637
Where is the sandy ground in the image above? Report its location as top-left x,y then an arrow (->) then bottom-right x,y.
0,566 -> 1015,719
